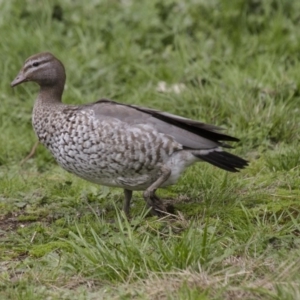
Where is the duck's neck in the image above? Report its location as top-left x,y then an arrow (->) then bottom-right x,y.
35,82 -> 65,107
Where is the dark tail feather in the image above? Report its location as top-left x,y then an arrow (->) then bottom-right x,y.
194,151 -> 248,172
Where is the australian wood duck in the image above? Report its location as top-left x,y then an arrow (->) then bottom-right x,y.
11,52 -> 248,216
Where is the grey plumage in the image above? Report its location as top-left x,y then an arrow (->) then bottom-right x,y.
11,52 -> 248,216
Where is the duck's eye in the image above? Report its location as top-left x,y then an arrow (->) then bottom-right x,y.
32,62 -> 40,67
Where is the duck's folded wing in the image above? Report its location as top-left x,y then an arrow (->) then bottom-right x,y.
84,99 -> 239,150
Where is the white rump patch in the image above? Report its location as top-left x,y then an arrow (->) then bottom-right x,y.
195,147 -> 222,155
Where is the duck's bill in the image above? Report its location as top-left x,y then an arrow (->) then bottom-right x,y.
11,72 -> 27,87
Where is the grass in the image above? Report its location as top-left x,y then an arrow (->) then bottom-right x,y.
1,0 -> 300,299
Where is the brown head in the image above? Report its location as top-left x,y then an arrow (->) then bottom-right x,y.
11,52 -> 66,90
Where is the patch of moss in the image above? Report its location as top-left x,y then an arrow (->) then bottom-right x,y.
17,215 -> 39,222
29,241 -> 72,258
54,218 -> 66,226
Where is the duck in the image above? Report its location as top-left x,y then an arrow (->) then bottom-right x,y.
11,52 -> 248,216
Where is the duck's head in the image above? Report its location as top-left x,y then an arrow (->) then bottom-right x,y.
11,52 -> 66,88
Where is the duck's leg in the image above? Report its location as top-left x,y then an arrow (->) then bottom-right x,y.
20,141 -> 39,165
123,189 -> 132,216
143,166 -> 171,216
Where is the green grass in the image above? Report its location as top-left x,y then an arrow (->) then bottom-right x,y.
1,0 -> 300,299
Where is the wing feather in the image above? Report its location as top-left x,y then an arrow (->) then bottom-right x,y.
80,98 -> 239,150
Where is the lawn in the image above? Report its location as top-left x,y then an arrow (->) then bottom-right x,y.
1,0 -> 300,299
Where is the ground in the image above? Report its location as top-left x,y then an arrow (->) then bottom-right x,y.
1,0 -> 300,299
